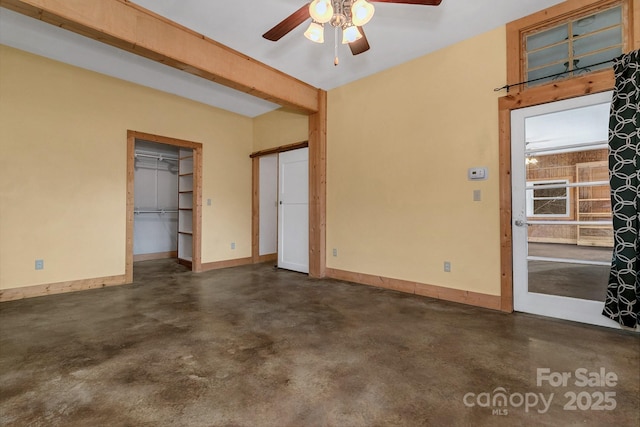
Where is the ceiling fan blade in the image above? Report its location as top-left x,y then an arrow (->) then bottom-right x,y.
369,0 -> 442,5
262,3 -> 311,41
349,27 -> 371,55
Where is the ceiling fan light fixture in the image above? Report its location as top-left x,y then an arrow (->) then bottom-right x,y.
351,0 -> 375,26
309,0 -> 334,24
304,21 -> 325,43
341,25 -> 362,44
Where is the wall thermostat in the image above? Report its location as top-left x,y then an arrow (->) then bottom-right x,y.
468,167 -> 488,181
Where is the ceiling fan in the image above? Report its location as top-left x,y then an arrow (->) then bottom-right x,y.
263,0 -> 443,64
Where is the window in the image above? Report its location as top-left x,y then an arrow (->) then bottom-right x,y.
525,6 -> 623,87
526,180 -> 571,217
505,0 -> 637,93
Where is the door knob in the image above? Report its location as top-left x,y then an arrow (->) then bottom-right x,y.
514,219 -> 527,227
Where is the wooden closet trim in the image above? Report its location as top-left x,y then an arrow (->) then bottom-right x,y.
249,141 -> 309,158
249,90 -> 326,277
126,130 -> 203,281
250,142 -> 312,265
249,141 -> 313,266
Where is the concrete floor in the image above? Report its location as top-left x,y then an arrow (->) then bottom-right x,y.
1,260 -> 638,426
528,243 -> 612,301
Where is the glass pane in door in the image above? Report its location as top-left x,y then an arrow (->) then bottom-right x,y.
524,103 -> 612,302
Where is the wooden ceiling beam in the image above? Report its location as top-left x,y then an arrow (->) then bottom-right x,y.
0,0 -> 320,113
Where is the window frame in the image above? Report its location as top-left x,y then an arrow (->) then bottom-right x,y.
526,180 -> 572,218
524,5 -> 624,88
506,0 -> 638,94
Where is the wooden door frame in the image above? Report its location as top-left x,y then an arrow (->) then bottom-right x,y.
250,141 -> 309,264
498,73 -> 615,312
249,89 -> 326,279
126,130 -> 203,282
499,0 -> 638,312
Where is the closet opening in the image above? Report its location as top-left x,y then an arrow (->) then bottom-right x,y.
250,141 -> 309,271
133,140 -> 180,264
126,131 -> 203,282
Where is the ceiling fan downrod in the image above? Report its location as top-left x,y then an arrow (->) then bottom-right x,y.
329,0 -> 349,29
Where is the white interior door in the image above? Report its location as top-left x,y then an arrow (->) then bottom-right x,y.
511,91 -> 625,329
278,148 -> 309,273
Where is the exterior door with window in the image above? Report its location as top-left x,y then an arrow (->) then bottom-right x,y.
511,91 -> 622,328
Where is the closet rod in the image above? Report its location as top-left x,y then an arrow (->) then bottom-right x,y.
134,209 -> 178,215
135,152 -> 179,161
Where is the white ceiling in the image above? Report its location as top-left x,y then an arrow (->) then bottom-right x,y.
1,0 -> 566,117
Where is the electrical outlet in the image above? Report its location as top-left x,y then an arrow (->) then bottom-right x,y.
35,259 -> 44,270
332,248 -> 338,257
207,199 -> 212,206
231,242 -> 236,250
444,261 -> 451,272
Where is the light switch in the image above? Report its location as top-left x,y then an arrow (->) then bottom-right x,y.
473,190 -> 482,201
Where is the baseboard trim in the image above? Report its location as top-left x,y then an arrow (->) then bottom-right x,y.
325,268 -> 502,311
0,274 -> 129,302
133,251 -> 177,262
254,253 -> 277,264
200,257 -> 253,272
1,264 -> 502,310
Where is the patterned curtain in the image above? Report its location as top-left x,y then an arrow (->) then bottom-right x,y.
602,50 -> 640,328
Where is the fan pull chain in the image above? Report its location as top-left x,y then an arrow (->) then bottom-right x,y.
334,26 -> 339,66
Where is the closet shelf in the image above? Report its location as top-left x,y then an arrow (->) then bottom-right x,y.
178,148 -> 194,264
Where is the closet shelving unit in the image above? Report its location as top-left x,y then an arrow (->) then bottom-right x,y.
576,161 -> 614,247
178,149 -> 194,267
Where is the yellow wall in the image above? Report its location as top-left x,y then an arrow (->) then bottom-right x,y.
0,45 -> 253,290
252,108 -> 308,152
1,25 -> 507,297
327,26 -> 506,295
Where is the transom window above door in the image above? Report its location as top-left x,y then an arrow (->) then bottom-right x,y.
525,5 -> 623,87
505,0 -> 638,93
